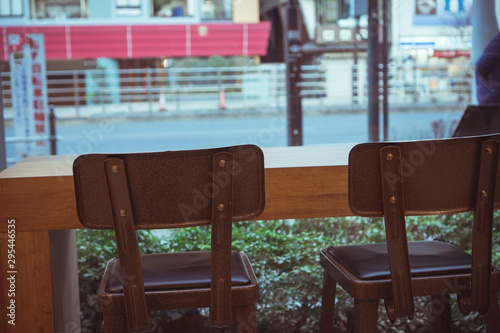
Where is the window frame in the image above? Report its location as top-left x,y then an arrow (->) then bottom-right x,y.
0,0 -> 24,17
115,0 -> 142,17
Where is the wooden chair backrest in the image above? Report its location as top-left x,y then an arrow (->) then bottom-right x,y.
73,145 -> 265,331
348,134 -> 500,320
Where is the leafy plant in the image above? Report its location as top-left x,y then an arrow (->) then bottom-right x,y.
228,56 -> 254,67
207,56 -> 229,68
77,212 -> 500,332
77,229 -> 165,332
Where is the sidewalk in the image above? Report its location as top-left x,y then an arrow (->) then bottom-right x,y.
3,94 -> 468,122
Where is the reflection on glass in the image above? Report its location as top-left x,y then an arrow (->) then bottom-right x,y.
201,0 -> 231,21
31,0 -> 85,19
1,0 -> 24,17
116,0 -> 142,16
152,0 -> 191,17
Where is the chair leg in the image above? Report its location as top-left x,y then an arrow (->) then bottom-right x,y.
232,305 -> 257,333
431,294 -> 451,333
103,312 -> 128,333
320,271 -> 337,333
485,290 -> 500,331
353,299 -> 378,333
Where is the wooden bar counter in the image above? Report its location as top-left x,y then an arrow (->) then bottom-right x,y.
0,144 -> 355,332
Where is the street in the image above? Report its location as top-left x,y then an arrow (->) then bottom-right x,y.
5,109 -> 463,164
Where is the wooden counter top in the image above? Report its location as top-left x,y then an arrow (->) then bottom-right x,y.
0,144 -> 355,232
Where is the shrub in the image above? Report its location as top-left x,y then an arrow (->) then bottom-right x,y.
207,56 -> 229,68
174,57 -> 203,68
77,212 -> 500,332
77,229 -> 165,332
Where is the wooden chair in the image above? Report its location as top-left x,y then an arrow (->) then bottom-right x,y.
73,145 -> 265,333
319,134 -> 500,332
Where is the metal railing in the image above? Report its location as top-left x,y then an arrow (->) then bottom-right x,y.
5,105 -> 58,166
1,64 -> 324,115
1,60 -> 474,118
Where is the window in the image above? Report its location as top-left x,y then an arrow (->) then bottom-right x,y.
317,0 -> 340,24
152,0 -> 193,17
116,0 -> 141,16
31,0 -> 86,19
201,0 -> 231,20
0,0 -> 23,17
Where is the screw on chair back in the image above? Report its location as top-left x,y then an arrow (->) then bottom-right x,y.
73,145 -> 265,332
348,134 -> 500,319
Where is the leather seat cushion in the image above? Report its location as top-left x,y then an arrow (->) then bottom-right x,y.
327,240 -> 472,280
107,250 -> 252,293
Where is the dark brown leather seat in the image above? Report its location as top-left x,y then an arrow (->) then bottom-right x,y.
73,145 -> 265,333
319,134 -> 500,332
106,251 -> 253,293
327,241 -> 472,280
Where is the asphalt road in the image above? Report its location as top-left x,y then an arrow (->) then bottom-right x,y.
5,110 -> 463,162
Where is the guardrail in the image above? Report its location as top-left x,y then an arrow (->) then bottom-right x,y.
1,60 -> 473,117
5,105 -> 58,166
1,64 -> 324,115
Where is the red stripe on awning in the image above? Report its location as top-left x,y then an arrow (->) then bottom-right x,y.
0,22 -> 271,61
70,26 -> 128,60
433,50 -> 471,58
131,25 -> 188,58
43,28 -> 68,59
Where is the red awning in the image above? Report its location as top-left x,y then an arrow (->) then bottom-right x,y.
1,22 -> 271,61
432,50 -> 471,59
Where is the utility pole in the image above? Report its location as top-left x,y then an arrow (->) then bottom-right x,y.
352,16 -> 360,106
0,65 -> 7,171
283,0 -> 303,146
382,0 -> 390,141
368,0 -> 380,142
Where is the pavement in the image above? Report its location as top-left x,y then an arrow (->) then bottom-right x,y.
3,93 -> 469,123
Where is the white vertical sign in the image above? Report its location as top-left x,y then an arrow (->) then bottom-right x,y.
9,34 -> 50,161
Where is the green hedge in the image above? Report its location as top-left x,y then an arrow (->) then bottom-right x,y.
77,212 -> 500,332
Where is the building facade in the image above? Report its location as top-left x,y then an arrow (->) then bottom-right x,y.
1,0 -> 271,68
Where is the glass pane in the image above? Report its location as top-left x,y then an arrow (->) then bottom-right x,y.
153,0 -> 190,17
2,1 -> 494,332
116,8 -> 141,15
117,0 -> 141,7
201,0 -> 231,20
32,0 -> 84,18
13,0 -> 23,15
1,0 -> 23,16
0,0 -> 11,16
325,0 -> 339,23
